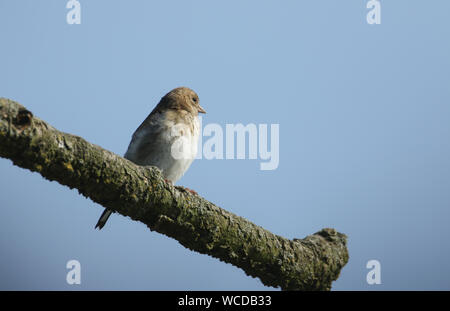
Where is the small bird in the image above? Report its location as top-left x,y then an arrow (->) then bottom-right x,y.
95,87 -> 206,229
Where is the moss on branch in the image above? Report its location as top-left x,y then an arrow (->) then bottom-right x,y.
0,97 -> 348,290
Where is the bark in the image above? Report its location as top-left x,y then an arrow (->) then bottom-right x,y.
0,97 -> 349,290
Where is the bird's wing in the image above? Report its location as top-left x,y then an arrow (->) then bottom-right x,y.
124,110 -> 169,166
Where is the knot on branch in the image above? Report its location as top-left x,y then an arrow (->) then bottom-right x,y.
316,228 -> 347,243
15,109 -> 33,130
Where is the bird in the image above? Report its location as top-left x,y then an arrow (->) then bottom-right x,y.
95,87 -> 206,229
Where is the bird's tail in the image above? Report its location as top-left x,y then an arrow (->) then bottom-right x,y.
95,209 -> 113,230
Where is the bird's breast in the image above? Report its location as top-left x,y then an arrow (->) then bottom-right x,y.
160,117 -> 200,182
124,111 -> 200,183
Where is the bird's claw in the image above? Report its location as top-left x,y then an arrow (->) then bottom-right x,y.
175,186 -> 198,195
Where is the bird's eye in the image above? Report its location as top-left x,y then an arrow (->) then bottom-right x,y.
192,97 -> 197,103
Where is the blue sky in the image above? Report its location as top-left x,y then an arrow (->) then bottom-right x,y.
1,0 -> 449,290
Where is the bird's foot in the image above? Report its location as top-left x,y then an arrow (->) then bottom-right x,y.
175,186 -> 198,195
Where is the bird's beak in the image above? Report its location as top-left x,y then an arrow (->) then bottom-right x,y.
198,105 -> 206,114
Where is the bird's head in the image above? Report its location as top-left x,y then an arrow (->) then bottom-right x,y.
159,87 -> 206,116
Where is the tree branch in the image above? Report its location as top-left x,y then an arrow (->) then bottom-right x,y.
0,97 -> 349,290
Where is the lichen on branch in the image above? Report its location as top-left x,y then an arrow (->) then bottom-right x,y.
0,97 -> 349,290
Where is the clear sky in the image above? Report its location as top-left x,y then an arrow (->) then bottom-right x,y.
1,0 -> 449,290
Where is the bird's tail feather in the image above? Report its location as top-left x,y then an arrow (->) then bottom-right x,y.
95,209 -> 113,230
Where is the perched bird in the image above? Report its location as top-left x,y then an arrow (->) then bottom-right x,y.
95,87 -> 206,229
